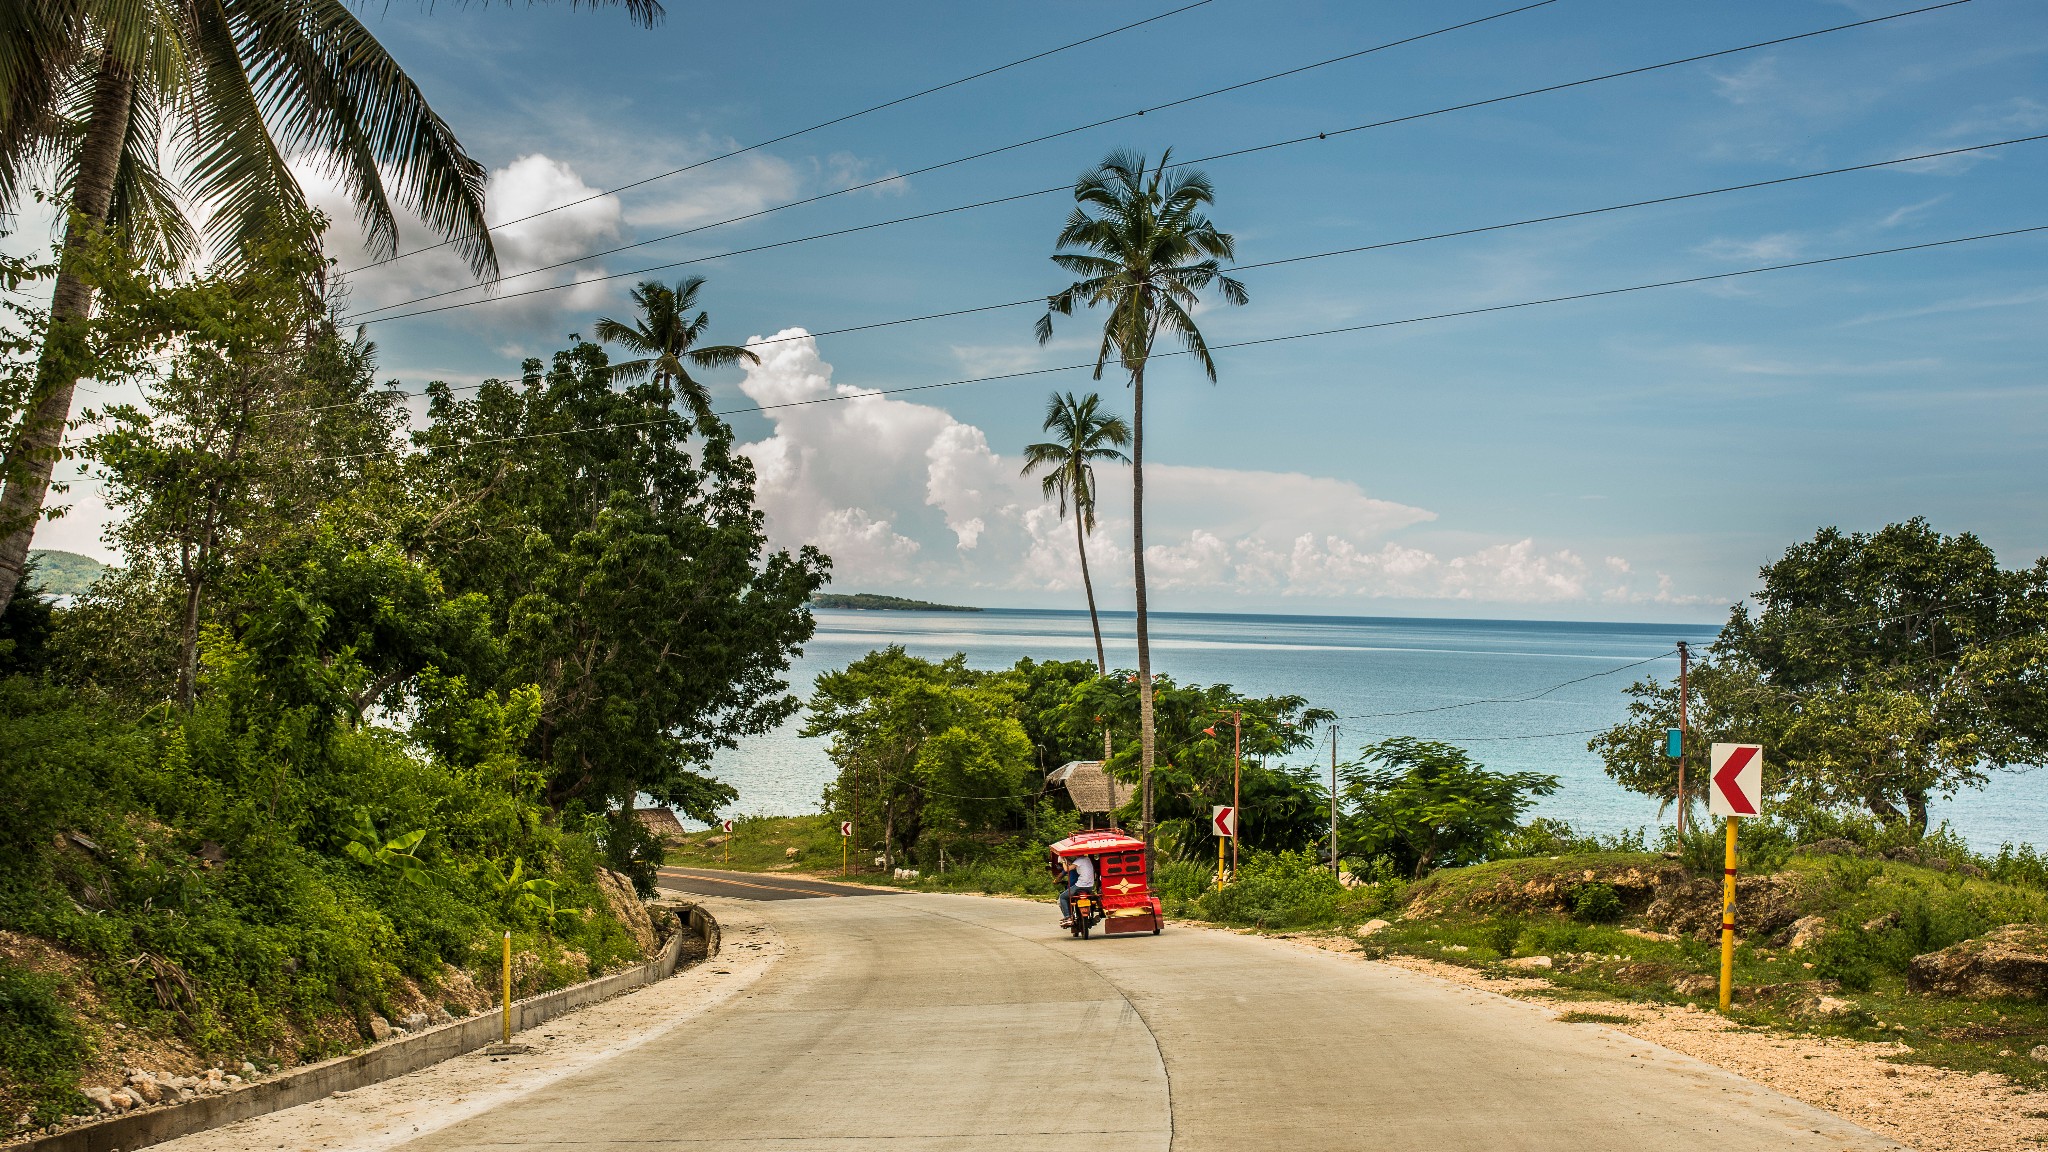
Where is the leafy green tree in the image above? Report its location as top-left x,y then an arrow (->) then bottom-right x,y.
1593,520 -> 2048,834
1342,737 -> 1558,877
0,0 -> 663,619
1064,670 -> 1331,855
805,647 -> 1034,868
410,338 -> 827,834
81,230 -> 403,705
1019,391 -> 1128,680
1000,656 -> 1111,769
592,276 -> 757,429
1035,149 -> 1247,845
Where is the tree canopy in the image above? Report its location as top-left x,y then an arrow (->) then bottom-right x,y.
1592,519 -> 2048,832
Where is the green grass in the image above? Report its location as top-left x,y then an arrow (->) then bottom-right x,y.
668,814 -> 877,876
1357,851 -> 2048,1087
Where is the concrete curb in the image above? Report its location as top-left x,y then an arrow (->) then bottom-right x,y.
19,905 -> 720,1152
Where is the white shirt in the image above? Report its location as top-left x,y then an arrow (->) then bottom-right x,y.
1071,857 -> 1096,888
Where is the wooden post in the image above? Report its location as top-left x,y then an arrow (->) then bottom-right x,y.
1329,723 -> 1340,873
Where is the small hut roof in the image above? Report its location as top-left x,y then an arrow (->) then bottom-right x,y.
1047,760 -> 1134,814
633,807 -> 686,842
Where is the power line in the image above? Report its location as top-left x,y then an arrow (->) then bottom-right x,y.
340,0 -> 1223,275
1348,726 -> 1609,742
343,0 -> 1561,321
1340,650 -> 1679,721
343,0 -> 1971,326
308,220 -> 2048,463
309,130 -> 2048,419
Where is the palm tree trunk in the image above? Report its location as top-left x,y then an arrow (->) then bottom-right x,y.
0,53 -> 135,618
1076,505 -> 1113,760
1131,360 -> 1155,852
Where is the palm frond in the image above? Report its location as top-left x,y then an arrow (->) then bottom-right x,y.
177,0 -> 310,263
107,84 -> 197,270
685,342 -> 757,370
239,0 -> 495,276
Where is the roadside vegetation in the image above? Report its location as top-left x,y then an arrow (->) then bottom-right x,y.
0,233 -> 820,1132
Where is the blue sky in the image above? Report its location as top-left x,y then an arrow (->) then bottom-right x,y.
26,0 -> 2048,621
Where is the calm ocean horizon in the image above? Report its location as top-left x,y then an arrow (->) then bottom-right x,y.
704,607 -> 2042,852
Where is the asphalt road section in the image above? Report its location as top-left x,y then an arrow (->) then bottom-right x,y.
399,893 -> 1897,1152
655,866 -> 899,901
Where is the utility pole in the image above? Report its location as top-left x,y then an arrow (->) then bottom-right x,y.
1329,723 -> 1340,874
1675,640 -> 1691,840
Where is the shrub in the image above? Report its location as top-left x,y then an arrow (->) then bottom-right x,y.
1524,921 -> 1585,956
1990,842 -> 2048,891
1195,850 -> 1344,929
1484,917 -> 1524,959
1153,859 -> 1215,903
1500,818 -> 1647,859
1811,921 -> 1878,991
1662,818 -> 1794,876
0,961 -> 90,1124
1572,883 -> 1624,923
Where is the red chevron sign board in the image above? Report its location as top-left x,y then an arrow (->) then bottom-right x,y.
1211,806 -> 1237,838
840,820 -> 852,838
722,820 -> 734,833
1708,743 -> 1763,818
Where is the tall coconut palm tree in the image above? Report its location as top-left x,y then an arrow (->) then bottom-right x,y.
0,0 -> 663,617
1020,390 -> 1128,677
592,276 -> 755,429
1035,147 -> 1246,849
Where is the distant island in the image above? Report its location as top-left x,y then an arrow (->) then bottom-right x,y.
26,550 -> 109,596
812,593 -> 981,612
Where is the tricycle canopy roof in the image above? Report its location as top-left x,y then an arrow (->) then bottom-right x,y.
1048,830 -> 1144,858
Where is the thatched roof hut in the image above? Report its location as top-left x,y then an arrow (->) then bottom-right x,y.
633,807 -> 687,844
1046,761 -> 1134,814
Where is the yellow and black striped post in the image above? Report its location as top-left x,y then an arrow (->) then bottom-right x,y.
501,930 -> 512,1043
1718,817 -> 1738,1012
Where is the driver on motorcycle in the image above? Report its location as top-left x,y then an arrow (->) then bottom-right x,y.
1057,853 -> 1097,927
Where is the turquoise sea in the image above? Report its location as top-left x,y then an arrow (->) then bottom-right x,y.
705,608 -> 2041,852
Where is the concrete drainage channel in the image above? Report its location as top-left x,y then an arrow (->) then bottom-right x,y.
21,904 -> 720,1152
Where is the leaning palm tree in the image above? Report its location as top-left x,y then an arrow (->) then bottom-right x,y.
1035,147 -> 1246,850
592,276 -> 756,429
1020,391 -> 1128,677
0,0 -> 663,617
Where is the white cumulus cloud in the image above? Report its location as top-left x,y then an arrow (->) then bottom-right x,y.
730,333 -> 1704,609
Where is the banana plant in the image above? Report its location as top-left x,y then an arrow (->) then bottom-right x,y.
341,809 -> 431,882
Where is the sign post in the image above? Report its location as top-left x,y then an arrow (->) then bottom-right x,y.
1211,806 -> 1236,886
501,930 -> 512,1045
722,819 -> 734,865
840,819 -> 852,876
1708,742 -> 1763,1013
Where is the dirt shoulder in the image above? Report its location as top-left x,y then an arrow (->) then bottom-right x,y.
1267,928 -> 2048,1152
141,899 -> 781,1152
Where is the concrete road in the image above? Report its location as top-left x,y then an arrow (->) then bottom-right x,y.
404,892 -> 1896,1152
655,866 -> 898,902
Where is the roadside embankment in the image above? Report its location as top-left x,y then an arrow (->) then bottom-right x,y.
9,906 -> 719,1152
138,899 -> 778,1152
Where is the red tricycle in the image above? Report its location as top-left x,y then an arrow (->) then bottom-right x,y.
1048,830 -> 1164,938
